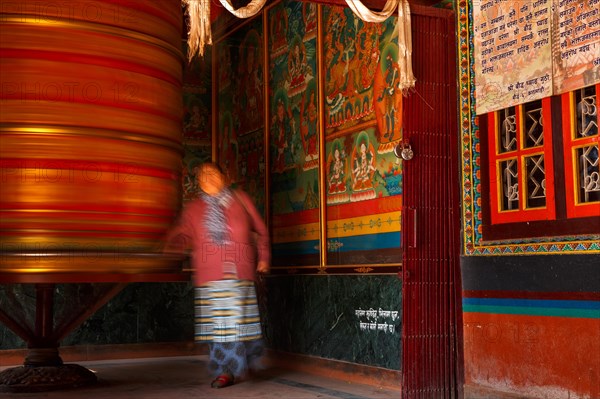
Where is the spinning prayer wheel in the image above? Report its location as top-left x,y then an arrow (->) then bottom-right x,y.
0,0 -> 184,274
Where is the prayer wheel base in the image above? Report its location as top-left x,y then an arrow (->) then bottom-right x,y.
0,363 -> 97,393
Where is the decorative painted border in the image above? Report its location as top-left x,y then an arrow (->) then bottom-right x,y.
457,0 -> 600,256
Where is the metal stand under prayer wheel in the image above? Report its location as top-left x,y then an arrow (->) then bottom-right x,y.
0,260 -> 186,393
1,0 -> 187,392
0,283 -> 116,392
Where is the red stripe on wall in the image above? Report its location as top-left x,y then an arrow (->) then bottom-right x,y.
271,196 -> 402,227
328,196 -> 402,219
272,209 -> 320,227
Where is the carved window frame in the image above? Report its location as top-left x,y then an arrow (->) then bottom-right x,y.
481,85 -> 599,240
487,97 -> 556,225
561,83 -> 600,219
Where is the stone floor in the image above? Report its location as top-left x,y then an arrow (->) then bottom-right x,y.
0,356 -> 401,399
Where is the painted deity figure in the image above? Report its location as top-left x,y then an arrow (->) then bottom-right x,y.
270,7 -> 288,58
185,104 -> 203,133
353,140 -> 376,191
246,48 -> 258,109
218,48 -> 232,90
272,98 -> 295,172
328,147 -> 346,193
358,25 -> 382,90
303,3 -> 317,39
288,41 -> 308,95
301,91 -> 318,162
240,44 -> 262,132
378,54 -> 400,140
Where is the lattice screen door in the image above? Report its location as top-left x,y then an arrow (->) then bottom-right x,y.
401,6 -> 464,399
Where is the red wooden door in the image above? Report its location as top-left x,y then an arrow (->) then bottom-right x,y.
401,6 -> 463,399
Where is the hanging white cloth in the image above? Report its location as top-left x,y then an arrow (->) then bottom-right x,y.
344,0 -> 416,94
183,0 -> 268,60
218,0 -> 267,18
344,0 -> 398,22
396,0 -> 416,93
184,0 -> 414,93
183,0 -> 212,60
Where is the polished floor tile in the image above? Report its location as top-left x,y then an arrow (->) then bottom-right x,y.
1,356 -> 401,399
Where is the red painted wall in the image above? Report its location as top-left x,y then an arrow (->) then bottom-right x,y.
464,312 -> 600,398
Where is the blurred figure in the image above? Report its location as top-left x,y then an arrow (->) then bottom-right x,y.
164,162 -> 270,388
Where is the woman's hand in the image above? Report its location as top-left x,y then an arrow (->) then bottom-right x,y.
257,261 -> 270,274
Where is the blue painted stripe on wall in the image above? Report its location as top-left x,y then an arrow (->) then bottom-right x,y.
273,232 -> 401,255
463,297 -> 600,310
462,298 -> 600,318
462,304 -> 600,318
332,232 -> 401,252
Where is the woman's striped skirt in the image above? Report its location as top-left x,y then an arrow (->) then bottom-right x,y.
194,279 -> 262,342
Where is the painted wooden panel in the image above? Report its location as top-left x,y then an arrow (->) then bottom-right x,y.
323,6 -> 402,267
267,0 -> 321,267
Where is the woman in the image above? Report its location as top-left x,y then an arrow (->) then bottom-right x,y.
165,162 -> 270,388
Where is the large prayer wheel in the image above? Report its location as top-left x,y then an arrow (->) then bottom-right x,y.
0,0 -> 184,274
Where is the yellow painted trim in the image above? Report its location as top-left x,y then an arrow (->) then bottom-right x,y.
327,211 -> 401,238
272,211 -> 401,243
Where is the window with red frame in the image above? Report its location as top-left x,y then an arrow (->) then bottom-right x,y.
487,97 -> 556,224
482,84 -> 600,240
561,84 -> 600,219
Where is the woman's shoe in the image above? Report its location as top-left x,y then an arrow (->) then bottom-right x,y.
211,373 -> 234,388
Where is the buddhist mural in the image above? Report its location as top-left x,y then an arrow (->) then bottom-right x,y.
213,1 -> 403,271
215,19 -> 266,214
324,7 -> 403,152
183,41 -> 211,143
268,0 -> 320,266
324,7 -> 402,266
